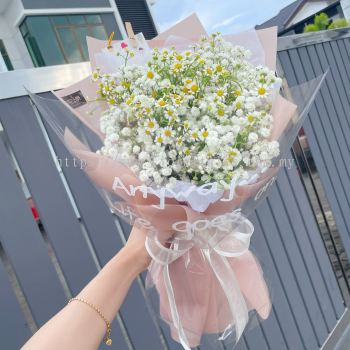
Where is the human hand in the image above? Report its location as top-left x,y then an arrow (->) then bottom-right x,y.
123,225 -> 152,273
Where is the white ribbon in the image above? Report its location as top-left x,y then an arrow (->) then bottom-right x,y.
145,210 -> 253,349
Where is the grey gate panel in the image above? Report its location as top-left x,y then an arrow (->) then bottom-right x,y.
243,164 -> 343,350
0,257 -> 31,349
0,97 -> 99,296
278,32 -> 350,262
0,134 -> 68,325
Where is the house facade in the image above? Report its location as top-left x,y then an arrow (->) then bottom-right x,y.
0,0 -> 157,72
257,0 -> 350,35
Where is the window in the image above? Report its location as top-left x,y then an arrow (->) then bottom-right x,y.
0,40 -> 14,71
20,15 -> 108,67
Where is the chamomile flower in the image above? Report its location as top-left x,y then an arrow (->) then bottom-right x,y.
155,135 -> 164,145
96,33 -> 280,187
190,130 -> 200,141
145,119 -> 158,132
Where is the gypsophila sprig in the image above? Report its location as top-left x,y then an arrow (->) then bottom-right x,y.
93,34 -> 281,188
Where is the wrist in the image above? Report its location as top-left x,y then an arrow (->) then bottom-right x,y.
109,244 -> 150,278
122,243 -> 151,274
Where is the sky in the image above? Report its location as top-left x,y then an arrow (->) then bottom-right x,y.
152,0 -> 296,34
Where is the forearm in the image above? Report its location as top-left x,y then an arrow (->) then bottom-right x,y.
77,246 -> 144,323
22,237 -> 148,350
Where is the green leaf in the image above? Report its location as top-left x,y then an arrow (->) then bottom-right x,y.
328,18 -> 349,29
304,24 -> 320,33
314,12 -> 330,30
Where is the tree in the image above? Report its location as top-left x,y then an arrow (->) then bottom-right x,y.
304,23 -> 320,32
328,18 -> 350,29
303,12 -> 349,33
314,12 -> 330,30
304,12 -> 330,32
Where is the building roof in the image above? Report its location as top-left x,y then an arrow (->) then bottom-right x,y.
256,0 -> 340,33
256,0 -> 305,32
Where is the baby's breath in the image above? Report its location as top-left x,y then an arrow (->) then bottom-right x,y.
94,34 -> 281,188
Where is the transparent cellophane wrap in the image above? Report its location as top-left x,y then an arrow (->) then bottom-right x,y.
29,15 -> 325,350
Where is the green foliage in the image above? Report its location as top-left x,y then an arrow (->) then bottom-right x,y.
314,12 -> 330,30
304,12 -> 349,33
304,24 -> 320,32
328,18 -> 350,29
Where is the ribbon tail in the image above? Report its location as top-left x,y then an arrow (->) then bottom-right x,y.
203,249 -> 249,342
163,264 -> 192,350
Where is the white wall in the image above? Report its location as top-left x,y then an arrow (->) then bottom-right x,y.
341,0 -> 350,19
0,0 -> 34,70
288,1 -> 331,26
0,53 -> 8,72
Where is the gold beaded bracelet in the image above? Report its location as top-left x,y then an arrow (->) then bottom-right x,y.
68,297 -> 112,346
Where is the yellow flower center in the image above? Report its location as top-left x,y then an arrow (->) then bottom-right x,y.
164,129 -> 172,137
185,149 -> 191,156
247,115 -> 255,123
207,68 -> 213,75
159,99 -> 167,107
192,132 -> 199,138
234,90 -> 241,96
174,63 -> 182,70
217,90 -> 225,97
176,54 -> 183,61
147,121 -> 155,129
202,130 -> 209,138
191,84 -> 199,93
216,65 -> 223,72
147,71 -> 154,79
156,136 -> 164,143
258,87 -> 266,95
236,102 -> 242,109
218,109 -> 225,116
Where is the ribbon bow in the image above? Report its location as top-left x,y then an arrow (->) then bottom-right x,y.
145,210 -> 254,350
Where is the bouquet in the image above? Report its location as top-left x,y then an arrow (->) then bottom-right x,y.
29,15 -> 325,349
